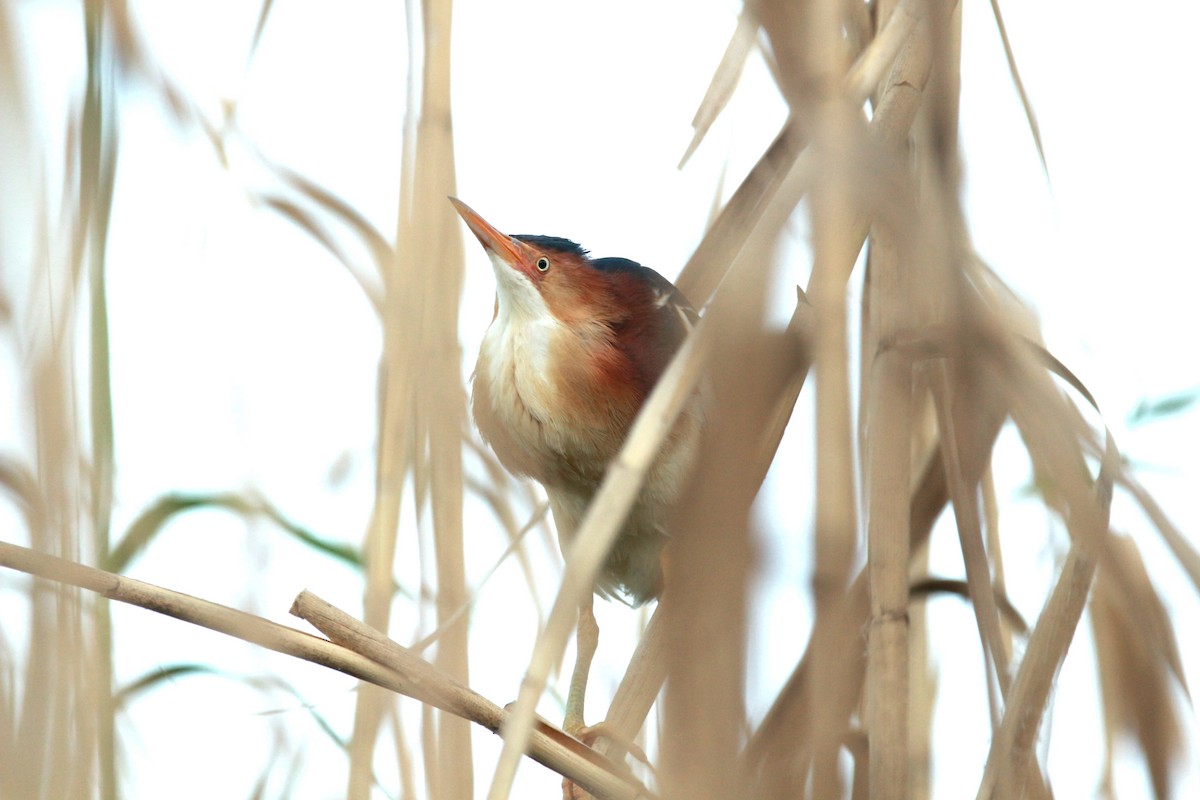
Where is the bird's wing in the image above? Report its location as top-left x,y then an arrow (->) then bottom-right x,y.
591,256 -> 697,376
635,264 -> 698,381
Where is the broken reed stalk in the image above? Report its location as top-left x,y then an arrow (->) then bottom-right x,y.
0,542 -> 650,800
289,591 -> 644,800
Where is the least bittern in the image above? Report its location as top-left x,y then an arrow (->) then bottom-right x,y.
451,197 -> 701,744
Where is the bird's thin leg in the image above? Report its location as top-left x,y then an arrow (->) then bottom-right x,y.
564,593 -> 599,737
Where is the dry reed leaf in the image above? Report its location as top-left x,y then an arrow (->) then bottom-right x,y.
268,163 -> 394,294
17,6 -> 126,797
678,8 -> 759,169
987,0 -> 1048,174
982,464 -> 1006,589
757,290 -> 817,472
335,0 -> 475,795
272,164 -> 393,267
106,2 -> 202,130
256,192 -> 386,311
352,208 -> 412,799
1117,469 -> 1200,596
797,1 -> 922,794
246,0 -> 279,71
1092,534 -> 1185,800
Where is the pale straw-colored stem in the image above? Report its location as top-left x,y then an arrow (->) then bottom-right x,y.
929,362 -> 1012,703
975,346 -> 1119,799
863,236 -> 912,800
0,542 -> 653,800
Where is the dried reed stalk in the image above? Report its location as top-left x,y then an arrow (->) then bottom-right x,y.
407,1 -> 471,797
595,294 -> 814,771
660,159 -> 805,800
350,0 -> 471,795
862,232 -> 912,800
0,4 -> 123,799
0,543 -> 651,800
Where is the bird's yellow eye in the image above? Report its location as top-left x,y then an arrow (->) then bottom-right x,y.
536,257 -> 550,272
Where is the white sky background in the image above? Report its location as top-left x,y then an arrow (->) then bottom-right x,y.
3,0 -> 1200,798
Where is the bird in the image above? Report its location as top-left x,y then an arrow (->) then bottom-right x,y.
449,197 -> 703,740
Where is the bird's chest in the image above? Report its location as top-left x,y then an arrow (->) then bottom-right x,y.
479,317 -> 561,427
472,316 -> 636,489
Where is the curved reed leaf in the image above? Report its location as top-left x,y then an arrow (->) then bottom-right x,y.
115,663 -> 222,704
679,8 -> 758,169
987,0 -> 1048,175
106,492 -> 364,575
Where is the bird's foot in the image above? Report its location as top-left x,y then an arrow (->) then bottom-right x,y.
560,722 -> 651,800
561,775 -> 593,800
564,722 -> 640,759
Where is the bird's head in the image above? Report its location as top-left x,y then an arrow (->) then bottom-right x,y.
451,197 -> 697,391
450,197 -> 632,328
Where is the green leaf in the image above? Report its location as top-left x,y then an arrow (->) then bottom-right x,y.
106,491 -> 364,574
1128,388 -> 1200,427
115,663 -> 221,704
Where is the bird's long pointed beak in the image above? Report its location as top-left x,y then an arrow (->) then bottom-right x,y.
449,197 -> 526,270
